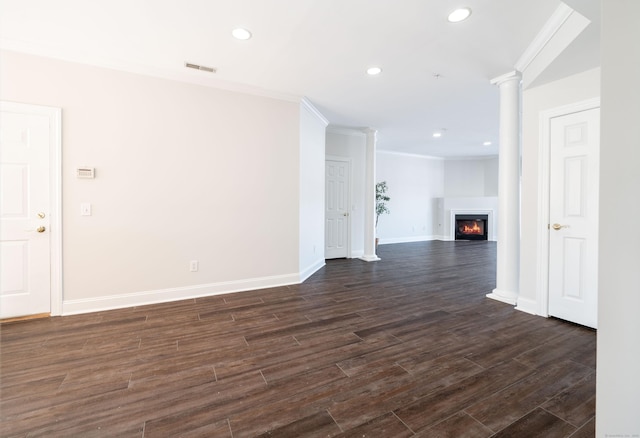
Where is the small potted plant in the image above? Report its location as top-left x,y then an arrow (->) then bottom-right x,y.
375,181 -> 390,246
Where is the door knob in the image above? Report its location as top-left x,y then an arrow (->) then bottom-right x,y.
36,226 -> 46,233
551,223 -> 569,230
38,212 -> 46,218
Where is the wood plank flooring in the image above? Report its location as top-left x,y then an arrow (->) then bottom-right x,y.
0,241 -> 596,437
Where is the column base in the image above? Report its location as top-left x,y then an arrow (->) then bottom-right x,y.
360,254 -> 381,262
486,288 -> 517,305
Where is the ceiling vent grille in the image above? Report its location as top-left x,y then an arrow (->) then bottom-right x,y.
185,62 -> 216,73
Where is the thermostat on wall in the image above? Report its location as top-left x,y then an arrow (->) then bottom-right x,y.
77,167 -> 95,179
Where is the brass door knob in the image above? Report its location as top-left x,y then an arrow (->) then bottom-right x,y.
552,223 -> 568,230
36,226 -> 46,233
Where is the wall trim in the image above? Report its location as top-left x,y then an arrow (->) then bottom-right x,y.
300,97 -> 329,126
515,296 -> 539,315
326,126 -> 367,137
376,149 -> 444,160
536,97 -> 600,317
515,3 -> 574,72
378,236 -> 434,245
62,273 -> 301,316
299,259 -> 325,282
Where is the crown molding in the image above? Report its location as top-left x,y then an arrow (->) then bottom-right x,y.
515,3 -> 575,73
300,97 -> 329,126
326,126 -> 368,137
377,149 -> 444,160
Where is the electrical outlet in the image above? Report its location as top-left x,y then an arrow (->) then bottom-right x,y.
189,260 -> 198,272
80,203 -> 92,216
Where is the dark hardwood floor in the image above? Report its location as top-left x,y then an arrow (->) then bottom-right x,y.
0,241 -> 596,437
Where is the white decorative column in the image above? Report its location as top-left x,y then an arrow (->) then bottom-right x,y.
360,128 -> 380,262
487,71 -> 521,305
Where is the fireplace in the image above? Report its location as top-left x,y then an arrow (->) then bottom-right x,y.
454,214 -> 488,241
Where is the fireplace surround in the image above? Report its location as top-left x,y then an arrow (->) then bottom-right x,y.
449,209 -> 495,241
454,214 -> 489,240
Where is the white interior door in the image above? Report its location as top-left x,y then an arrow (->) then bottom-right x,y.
325,159 -> 350,259
548,107 -> 600,329
0,102 -> 57,319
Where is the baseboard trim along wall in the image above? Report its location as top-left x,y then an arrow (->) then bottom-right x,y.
62,273 -> 302,316
299,259 -> 326,282
515,296 -> 538,316
378,235 -> 435,245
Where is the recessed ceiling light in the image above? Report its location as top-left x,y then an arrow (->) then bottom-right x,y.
367,66 -> 382,75
483,141 -> 492,146
448,7 -> 472,23
433,132 -> 442,138
232,28 -> 252,40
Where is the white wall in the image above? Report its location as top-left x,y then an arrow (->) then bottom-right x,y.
325,128 -> 366,257
597,0 -> 640,434
518,68 -> 601,309
444,157 -> 499,197
483,158 -> 499,196
0,50 -> 310,313
376,152 -> 444,243
299,100 -> 327,280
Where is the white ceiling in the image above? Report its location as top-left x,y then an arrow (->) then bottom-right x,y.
0,0 -> 599,157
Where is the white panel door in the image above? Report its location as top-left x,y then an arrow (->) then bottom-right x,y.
548,107 -> 600,329
0,103 -> 53,318
325,160 -> 349,259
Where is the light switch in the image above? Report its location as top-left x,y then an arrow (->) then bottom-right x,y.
80,203 -> 92,216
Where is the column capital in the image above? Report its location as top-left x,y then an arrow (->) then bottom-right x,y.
490,70 -> 522,86
361,127 -> 378,137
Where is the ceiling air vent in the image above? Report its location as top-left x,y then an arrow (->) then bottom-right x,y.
185,62 -> 216,73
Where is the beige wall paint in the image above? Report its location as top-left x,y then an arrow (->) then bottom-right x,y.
1,50 -> 301,305
518,67 -> 600,307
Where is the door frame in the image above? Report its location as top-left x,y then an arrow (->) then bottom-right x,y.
1,101 -> 63,316
535,97 -> 600,317
325,155 -> 352,258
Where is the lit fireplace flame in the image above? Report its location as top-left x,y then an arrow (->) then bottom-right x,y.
461,222 -> 482,234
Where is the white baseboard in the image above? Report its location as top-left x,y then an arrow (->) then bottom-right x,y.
515,296 -> 538,315
378,235 -> 435,245
62,272 -> 300,316
299,259 -> 325,282
350,250 -> 364,258
486,289 -> 517,306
